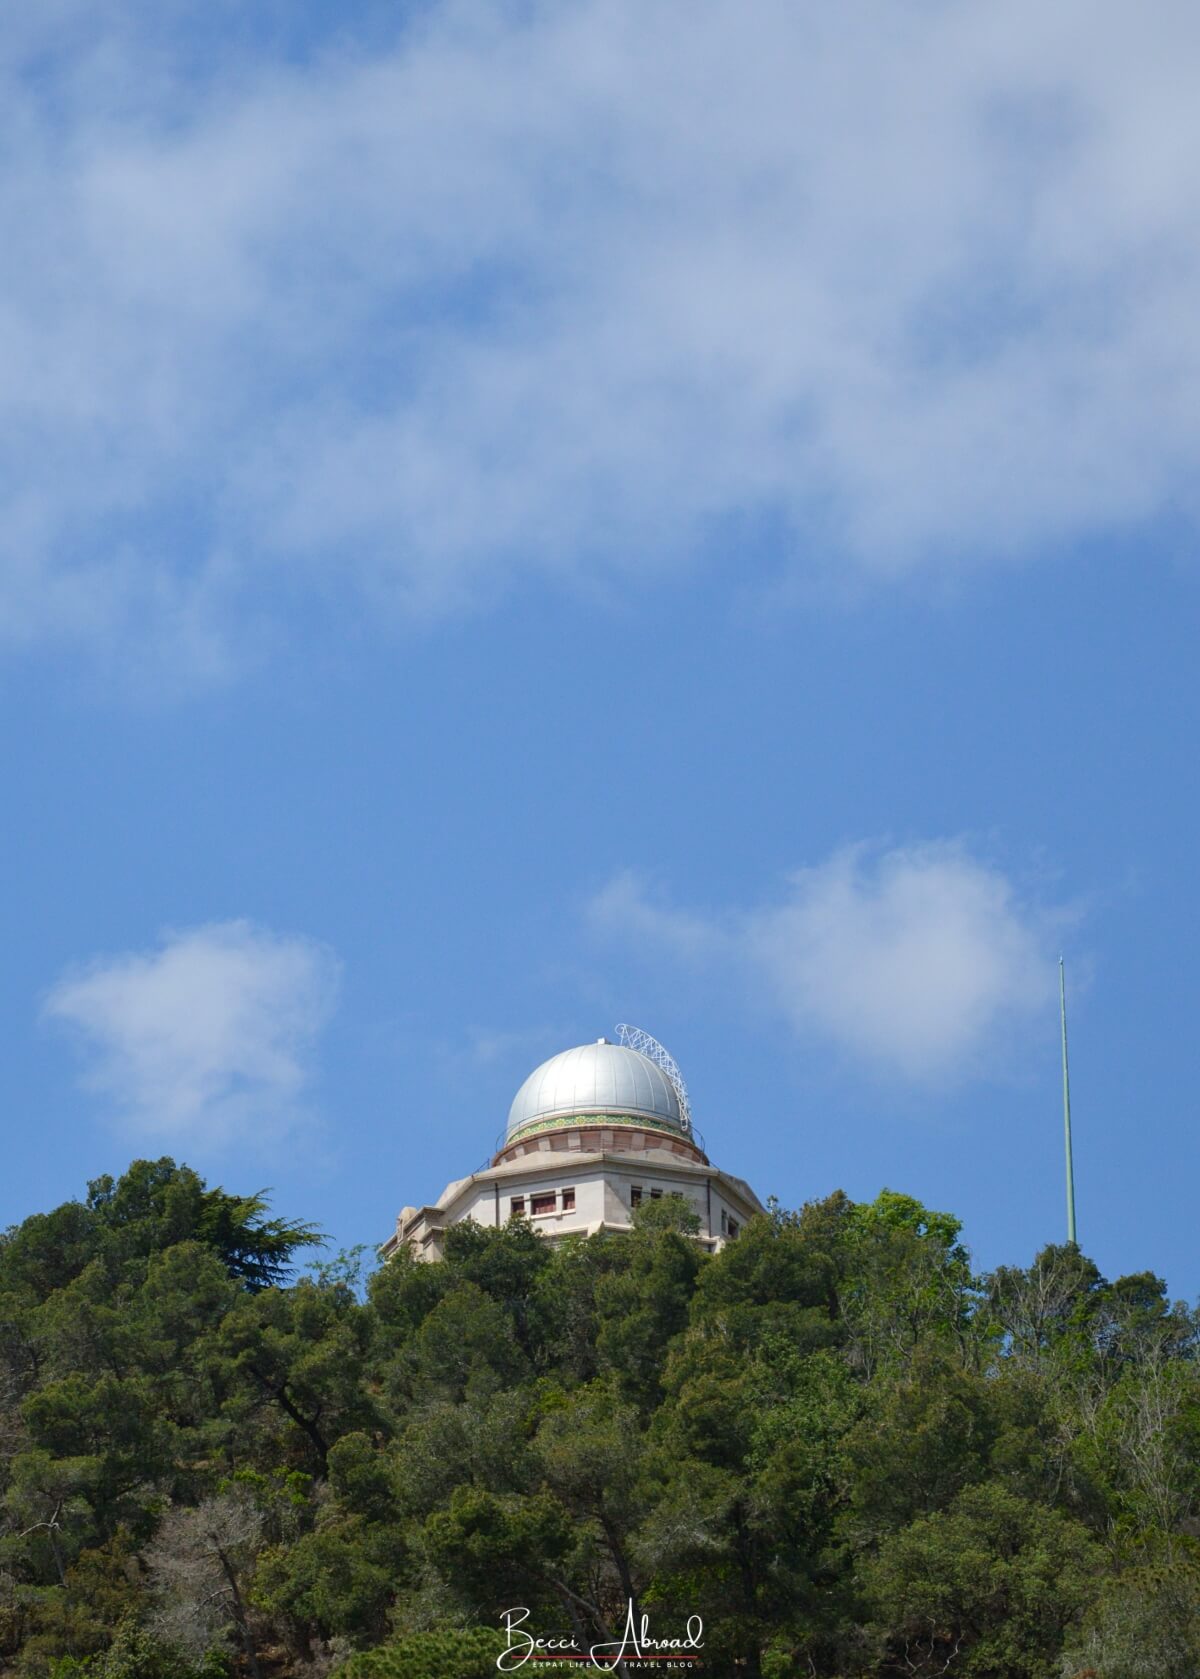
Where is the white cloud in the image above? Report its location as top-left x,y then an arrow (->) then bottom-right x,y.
586,870 -> 725,966
746,844 -> 1058,1081
3,2 -> 1200,669
589,843 -> 1062,1083
44,920 -> 341,1146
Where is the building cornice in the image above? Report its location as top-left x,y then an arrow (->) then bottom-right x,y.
436,1150 -> 764,1217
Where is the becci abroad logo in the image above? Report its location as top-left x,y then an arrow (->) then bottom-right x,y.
497,1601 -> 705,1672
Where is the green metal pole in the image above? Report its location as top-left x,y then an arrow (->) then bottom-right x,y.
1059,957 -> 1077,1246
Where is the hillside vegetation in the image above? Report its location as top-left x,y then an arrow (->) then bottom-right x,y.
1,1159 -> 1197,1678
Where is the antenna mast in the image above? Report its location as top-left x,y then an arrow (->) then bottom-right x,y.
614,1024 -> 693,1136
1059,957 -> 1077,1246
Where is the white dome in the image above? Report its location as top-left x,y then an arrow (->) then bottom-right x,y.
506,1040 -> 685,1143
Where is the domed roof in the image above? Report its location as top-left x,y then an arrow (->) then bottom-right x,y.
506,1039 -> 685,1144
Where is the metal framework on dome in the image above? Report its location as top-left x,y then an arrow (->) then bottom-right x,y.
614,1024 -> 694,1136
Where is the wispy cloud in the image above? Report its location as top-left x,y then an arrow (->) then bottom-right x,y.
586,871 -> 724,966
589,843 -> 1066,1084
3,2 -> 1199,671
44,921 -> 341,1146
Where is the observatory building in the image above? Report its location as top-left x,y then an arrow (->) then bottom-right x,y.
383,1030 -> 765,1262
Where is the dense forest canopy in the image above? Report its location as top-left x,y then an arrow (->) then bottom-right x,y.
1,1159 -> 1197,1678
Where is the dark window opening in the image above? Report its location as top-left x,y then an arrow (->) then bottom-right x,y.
727,1217 -> 740,1239
531,1192 -> 557,1216
630,1186 -> 643,1207
561,1187 -> 576,1211
510,1197 -> 526,1217
650,1187 -> 663,1200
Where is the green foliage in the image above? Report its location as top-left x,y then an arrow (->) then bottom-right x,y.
690,1206 -> 841,1352
304,1245 -> 374,1298
85,1158 -> 323,1288
253,1516 -> 400,1643
2,1169 -> 1197,1679
593,1218 -> 701,1407
46,1618 -> 229,1678
629,1191 -> 701,1236
411,1281 -> 530,1401
0,1157 -> 321,1307
332,1625 -> 508,1679
844,1349 -> 997,1535
839,1189 -> 981,1374
1061,1558 -> 1200,1679
864,1482 -> 1101,1677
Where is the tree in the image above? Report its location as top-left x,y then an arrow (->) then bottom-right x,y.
839,1191 -> 981,1376
214,1277 -> 377,1477
145,1488 -> 264,1677
87,1160 -> 322,1289
1061,1559 -> 1200,1679
331,1625 -> 508,1679
690,1205 -> 841,1354
983,1244 -> 1106,1372
409,1282 -> 529,1404
863,1482 -> 1101,1678
594,1215 -> 702,1408
843,1349 -> 996,1537
421,1485 -> 574,1626
535,1380 -> 647,1621
1,1164 -> 1195,1677
251,1434 -> 406,1649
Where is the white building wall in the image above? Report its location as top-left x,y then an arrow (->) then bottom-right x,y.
602,1175 -> 629,1226
452,1162 -> 733,1242
709,1188 -> 743,1241
388,1146 -> 764,1261
455,1169 -> 609,1235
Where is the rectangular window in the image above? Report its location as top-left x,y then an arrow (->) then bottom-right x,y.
727,1217 -> 740,1239
531,1192 -> 557,1216
561,1187 -> 576,1211
630,1186 -> 643,1207
650,1187 -> 663,1200
510,1197 -> 525,1217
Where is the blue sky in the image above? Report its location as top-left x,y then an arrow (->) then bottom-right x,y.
3,1 -> 1198,1298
